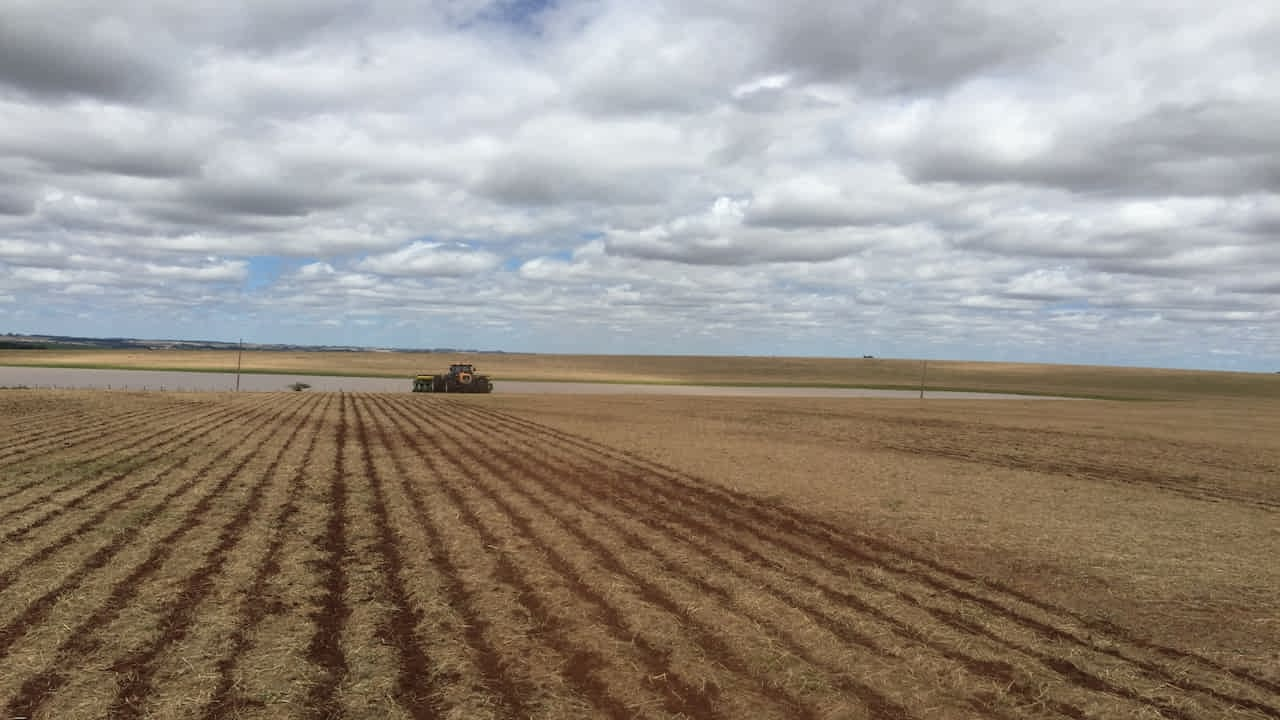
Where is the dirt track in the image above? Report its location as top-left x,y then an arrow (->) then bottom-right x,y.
0,391 -> 1276,719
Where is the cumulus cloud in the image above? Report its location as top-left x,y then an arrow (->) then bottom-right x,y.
0,0 -> 1277,369
907,99 -> 1280,196
0,189 -> 36,217
738,0 -> 1053,93
139,260 -> 247,282
355,241 -> 502,276
601,196 -> 927,265
0,5 -> 174,100
744,169 -> 946,229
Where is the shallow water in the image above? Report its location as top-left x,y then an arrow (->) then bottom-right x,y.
0,365 -> 1061,399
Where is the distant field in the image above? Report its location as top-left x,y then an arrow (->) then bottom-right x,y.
1,389 -> 1277,718
2,348 -> 1278,399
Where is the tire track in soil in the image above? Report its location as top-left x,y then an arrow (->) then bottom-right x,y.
360,399 -> 534,720
199,394 -> 335,718
371,396 -> 713,720
0,400 -> 249,545
617,503 -> 1082,719
437,412 -> 921,712
0,400 -> 214,507
440,404 -> 1114,718
428,401 -> 1056,720
3,394 -> 312,718
460,404 -> 1236,720
649,458 -> 1280,714
0,403 -> 221,519
104,394 -> 327,719
882,442 -> 1280,512
0,399 -> 243,528
0,400 -> 174,459
471,403 -> 1280,718
0,404 -> 142,464
0,399 -> 198,469
0,394 -> 307,672
373,397 -> 616,720
303,392 -> 351,720
0,401 -> 265,594
0,403 -> 83,436
407,397 -> 921,717
480,406 -> 1278,718
415,400 -> 1021,720
0,401 -> 272,601
858,412 -> 1280,507
395,397 -> 820,720
347,396 -> 442,720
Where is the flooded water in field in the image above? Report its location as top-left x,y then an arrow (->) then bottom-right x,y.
0,366 -> 403,392
0,365 -> 1062,399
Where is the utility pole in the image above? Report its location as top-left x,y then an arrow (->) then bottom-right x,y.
235,338 -> 243,392
919,359 -> 927,400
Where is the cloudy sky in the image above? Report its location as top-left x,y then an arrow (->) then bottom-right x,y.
1,0 -> 1278,370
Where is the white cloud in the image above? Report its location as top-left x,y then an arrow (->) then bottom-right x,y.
140,260 -> 247,282
0,0 -> 1278,369
297,262 -> 336,277
355,241 -> 501,277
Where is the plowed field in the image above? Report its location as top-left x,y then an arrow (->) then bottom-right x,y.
1,391 -> 1277,719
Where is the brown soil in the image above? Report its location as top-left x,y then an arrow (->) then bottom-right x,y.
0,389 -> 1276,719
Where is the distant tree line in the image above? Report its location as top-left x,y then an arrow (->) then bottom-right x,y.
0,341 -> 50,349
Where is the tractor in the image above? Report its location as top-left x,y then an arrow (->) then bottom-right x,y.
412,363 -> 494,393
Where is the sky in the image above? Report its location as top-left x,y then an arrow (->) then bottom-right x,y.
1,0 -> 1278,370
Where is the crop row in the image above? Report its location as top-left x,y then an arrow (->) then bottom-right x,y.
0,393 -> 1274,719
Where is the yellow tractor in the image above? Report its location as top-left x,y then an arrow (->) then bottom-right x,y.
412,363 -> 494,393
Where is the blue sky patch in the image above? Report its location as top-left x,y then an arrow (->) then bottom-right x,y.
244,256 -> 283,291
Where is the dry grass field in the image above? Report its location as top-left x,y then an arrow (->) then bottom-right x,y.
4,348 -> 1279,398
0,388 -> 1277,719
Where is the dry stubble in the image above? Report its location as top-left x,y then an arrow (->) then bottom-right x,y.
0,389 -> 1276,720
